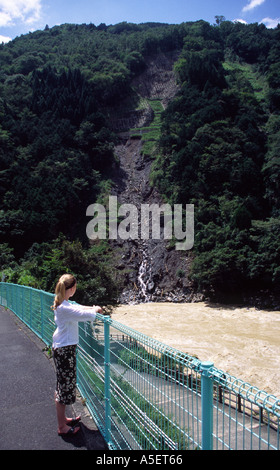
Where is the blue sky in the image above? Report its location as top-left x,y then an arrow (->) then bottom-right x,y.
0,0 -> 279,43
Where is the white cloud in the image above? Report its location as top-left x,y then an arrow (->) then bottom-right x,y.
234,19 -> 248,24
242,0 -> 266,13
0,33 -> 11,43
0,0 -> 42,27
0,10 -> 11,27
260,17 -> 280,28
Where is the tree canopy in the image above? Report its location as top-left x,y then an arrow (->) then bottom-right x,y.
0,19 -> 280,303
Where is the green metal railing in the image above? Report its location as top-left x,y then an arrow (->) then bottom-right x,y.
1,282 -> 279,450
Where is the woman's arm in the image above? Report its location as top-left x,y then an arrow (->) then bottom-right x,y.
79,305 -> 103,313
57,302 -> 102,322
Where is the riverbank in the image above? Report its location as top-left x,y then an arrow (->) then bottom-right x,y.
112,302 -> 280,398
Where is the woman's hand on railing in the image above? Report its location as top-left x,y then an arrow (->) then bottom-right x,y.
93,305 -> 103,314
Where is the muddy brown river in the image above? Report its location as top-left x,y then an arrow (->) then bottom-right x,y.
112,302 -> 280,398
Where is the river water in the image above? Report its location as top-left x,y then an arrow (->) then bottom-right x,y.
112,302 -> 280,398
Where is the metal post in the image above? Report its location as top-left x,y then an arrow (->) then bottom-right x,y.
40,291 -> 44,340
29,287 -> 32,328
201,361 -> 214,450
104,316 -> 112,447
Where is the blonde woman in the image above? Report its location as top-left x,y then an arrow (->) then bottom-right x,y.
52,273 -> 103,437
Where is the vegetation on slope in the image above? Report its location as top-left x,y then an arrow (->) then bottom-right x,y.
151,20 -> 280,301
0,19 -> 279,303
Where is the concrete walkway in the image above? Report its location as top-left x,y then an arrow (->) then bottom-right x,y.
0,306 -> 107,450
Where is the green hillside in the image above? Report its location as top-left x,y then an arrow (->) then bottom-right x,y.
0,20 -> 280,305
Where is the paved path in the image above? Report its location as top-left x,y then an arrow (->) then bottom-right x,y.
0,306 -> 107,450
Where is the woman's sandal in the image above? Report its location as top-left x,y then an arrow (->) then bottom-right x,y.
68,416 -> 81,427
58,426 -> 80,437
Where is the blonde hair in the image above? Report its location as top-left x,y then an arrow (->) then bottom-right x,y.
52,274 -> 77,310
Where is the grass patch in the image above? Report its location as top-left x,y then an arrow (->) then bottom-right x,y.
223,60 -> 269,106
130,99 -> 164,156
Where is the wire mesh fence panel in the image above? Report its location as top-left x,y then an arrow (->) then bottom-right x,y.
1,282 -> 280,451
211,369 -> 280,450
105,321 -> 202,450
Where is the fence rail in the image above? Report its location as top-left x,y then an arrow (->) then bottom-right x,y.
0,282 -> 279,450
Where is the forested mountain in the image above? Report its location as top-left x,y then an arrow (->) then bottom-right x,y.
0,20 -> 279,306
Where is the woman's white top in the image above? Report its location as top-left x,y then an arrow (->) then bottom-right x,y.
52,300 -> 97,349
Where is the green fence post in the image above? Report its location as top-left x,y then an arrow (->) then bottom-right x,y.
40,291 -> 44,340
29,287 -> 32,328
104,316 -> 113,447
201,361 -> 214,450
